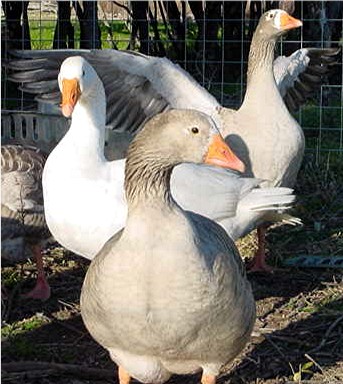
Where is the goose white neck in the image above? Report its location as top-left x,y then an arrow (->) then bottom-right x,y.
66,83 -> 107,160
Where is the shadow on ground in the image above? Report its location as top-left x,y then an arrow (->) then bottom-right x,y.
2,255 -> 342,384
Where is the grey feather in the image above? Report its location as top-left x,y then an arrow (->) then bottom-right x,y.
1,145 -> 51,264
274,47 -> 340,112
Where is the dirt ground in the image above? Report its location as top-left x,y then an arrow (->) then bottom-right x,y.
2,155 -> 343,384
2,245 -> 342,384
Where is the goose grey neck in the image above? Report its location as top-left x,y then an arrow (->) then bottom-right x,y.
246,33 -> 276,86
125,151 -> 174,209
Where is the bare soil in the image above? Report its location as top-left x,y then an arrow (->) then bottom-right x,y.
2,244 -> 342,384
2,156 -> 343,383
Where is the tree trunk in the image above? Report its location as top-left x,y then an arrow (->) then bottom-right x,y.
53,1 -> 74,49
73,1 -> 101,49
2,1 -> 31,51
148,2 -> 166,57
188,1 -> 204,51
163,1 -> 186,58
131,1 -> 149,54
223,1 -> 245,83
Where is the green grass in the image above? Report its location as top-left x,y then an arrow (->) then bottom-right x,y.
28,18 -> 187,50
2,315 -> 49,339
298,104 -> 342,129
29,19 -> 132,50
284,284 -> 343,314
1,269 -> 22,289
29,20 -> 55,49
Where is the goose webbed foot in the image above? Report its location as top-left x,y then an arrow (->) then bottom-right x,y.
248,250 -> 274,272
21,244 -> 51,301
201,373 -> 216,384
247,225 -> 274,272
21,274 -> 51,301
118,366 -> 131,384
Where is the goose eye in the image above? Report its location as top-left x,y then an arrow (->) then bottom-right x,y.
191,127 -> 199,134
82,70 -> 85,77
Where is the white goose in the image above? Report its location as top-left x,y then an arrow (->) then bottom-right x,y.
43,56 -> 295,261
42,57 -> 127,259
81,109 -> 256,384
8,10 -> 339,268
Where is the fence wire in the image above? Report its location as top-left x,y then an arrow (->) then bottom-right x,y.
1,1 -> 342,159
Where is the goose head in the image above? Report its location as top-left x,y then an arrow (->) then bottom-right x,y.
126,109 -> 245,173
257,9 -> 302,39
58,56 -> 104,118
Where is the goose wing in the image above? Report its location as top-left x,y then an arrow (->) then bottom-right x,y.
273,47 -> 340,113
171,164 -> 296,241
1,145 -> 48,250
6,49 -> 220,134
1,144 -> 46,213
7,47 -> 338,127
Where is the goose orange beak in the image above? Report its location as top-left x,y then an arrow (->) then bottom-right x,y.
280,13 -> 302,30
61,78 -> 81,117
205,134 -> 245,173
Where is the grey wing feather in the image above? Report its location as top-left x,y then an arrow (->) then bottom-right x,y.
19,79 -> 59,94
1,145 -> 50,250
9,46 -> 337,130
6,49 -> 219,134
6,50 -> 169,133
8,68 -> 60,84
1,145 -> 46,213
274,47 -> 340,113
171,164 -> 261,222
171,164 -> 296,241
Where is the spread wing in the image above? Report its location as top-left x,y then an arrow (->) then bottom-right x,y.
6,49 -> 220,134
273,47 -> 340,113
6,46 -> 339,130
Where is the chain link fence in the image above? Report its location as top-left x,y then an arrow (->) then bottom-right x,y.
1,1 -> 342,159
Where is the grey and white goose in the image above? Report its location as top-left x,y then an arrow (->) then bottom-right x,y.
80,109 -> 256,384
1,144 -> 51,300
7,9 -> 339,269
35,56 -> 295,263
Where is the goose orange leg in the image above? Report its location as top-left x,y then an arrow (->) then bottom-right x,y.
22,244 -> 51,301
201,373 -> 216,384
118,366 -> 131,384
248,226 -> 274,272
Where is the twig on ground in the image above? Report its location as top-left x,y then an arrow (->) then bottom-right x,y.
251,327 -> 277,337
2,369 -> 55,382
304,353 -> 324,374
2,361 -> 114,380
49,315 -> 85,335
269,334 -> 313,348
2,279 -> 25,323
264,334 -> 286,358
308,314 -> 343,353
57,299 -> 79,310
304,353 -> 335,383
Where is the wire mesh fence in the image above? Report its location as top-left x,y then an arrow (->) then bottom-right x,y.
1,1 -> 342,159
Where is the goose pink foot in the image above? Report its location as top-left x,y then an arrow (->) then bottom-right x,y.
248,226 -> 274,272
248,249 -> 274,272
22,274 -> 51,301
21,244 -> 51,301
